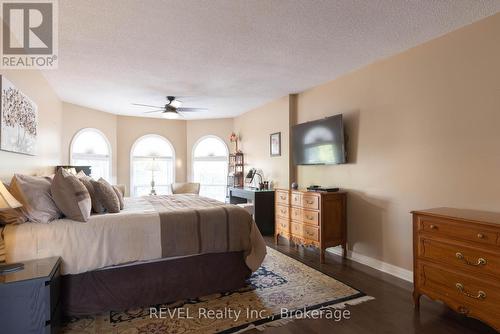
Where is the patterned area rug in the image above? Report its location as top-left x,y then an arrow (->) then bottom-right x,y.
62,247 -> 372,333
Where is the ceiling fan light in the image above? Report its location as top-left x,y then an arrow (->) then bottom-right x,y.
170,100 -> 182,108
161,111 -> 181,119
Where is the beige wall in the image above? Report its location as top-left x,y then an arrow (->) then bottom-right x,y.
294,13 -> 500,271
60,104 -> 234,193
59,105 -> 234,194
4,12 -> 497,277
116,116 -> 187,195
61,103 -> 118,182
186,118 -> 234,181
234,96 -> 290,188
0,70 -> 62,181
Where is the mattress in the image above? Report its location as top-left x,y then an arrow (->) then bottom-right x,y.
4,197 -> 161,275
3,195 -> 266,275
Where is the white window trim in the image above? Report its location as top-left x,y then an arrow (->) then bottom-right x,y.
191,135 -> 229,187
70,128 -> 112,181
130,134 -> 176,197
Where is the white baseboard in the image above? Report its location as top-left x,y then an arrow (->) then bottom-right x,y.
326,247 -> 413,282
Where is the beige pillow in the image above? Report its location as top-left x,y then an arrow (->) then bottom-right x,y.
51,168 -> 92,222
9,174 -> 62,223
112,185 -> 124,210
77,174 -> 105,214
92,178 -> 120,213
114,184 -> 126,197
0,183 -> 26,224
76,170 -> 88,178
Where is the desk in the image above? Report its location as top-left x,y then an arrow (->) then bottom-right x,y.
229,187 -> 275,235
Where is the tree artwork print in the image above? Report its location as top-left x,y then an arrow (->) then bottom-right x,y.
0,76 -> 38,155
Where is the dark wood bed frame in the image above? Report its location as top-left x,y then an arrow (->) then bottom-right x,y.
61,251 -> 250,316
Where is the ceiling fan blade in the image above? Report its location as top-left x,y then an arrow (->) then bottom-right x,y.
132,103 -> 164,108
143,109 -> 165,113
177,107 -> 208,112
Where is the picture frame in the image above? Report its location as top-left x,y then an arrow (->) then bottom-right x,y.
270,132 -> 281,157
0,75 -> 38,155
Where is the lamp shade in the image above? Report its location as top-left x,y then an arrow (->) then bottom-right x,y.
0,182 -> 22,210
146,158 -> 161,172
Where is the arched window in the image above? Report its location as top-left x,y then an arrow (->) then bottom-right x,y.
131,134 -> 175,197
70,128 -> 111,181
192,136 -> 228,202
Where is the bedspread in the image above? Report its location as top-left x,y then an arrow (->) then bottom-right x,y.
3,195 -> 266,275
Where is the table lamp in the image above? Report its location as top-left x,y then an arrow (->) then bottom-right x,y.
146,157 -> 160,196
0,182 -> 25,274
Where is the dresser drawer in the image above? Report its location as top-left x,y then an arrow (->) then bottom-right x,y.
276,205 -> 290,219
418,217 -> 498,246
276,191 -> 289,205
290,207 -> 319,225
290,207 -> 302,221
419,263 -> 500,321
276,218 -> 290,232
291,192 -> 302,207
302,195 -> 319,210
291,222 -> 319,241
302,209 -> 319,225
419,238 -> 500,278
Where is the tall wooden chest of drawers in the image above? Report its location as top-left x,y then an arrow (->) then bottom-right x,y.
275,189 -> 347,263
412,208 -> 500,331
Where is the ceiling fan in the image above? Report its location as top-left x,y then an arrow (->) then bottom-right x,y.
132,96 -> 208,119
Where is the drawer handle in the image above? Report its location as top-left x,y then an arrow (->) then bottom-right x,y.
455,252 -> 487,266
280,209 -> 287,214
477,233 -> 485,239
306,215 -> 314,220
294,211 -> 300,216
280,223 -> 287,228
280,195 -> 287,200
455,283 -> 486,300
306,200 -> 314,205
429,224 -> 437,230
457,306 -> 469,315
306,231 -> 314,237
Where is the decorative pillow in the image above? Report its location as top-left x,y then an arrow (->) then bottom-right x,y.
0,182 -> 26,225
77,174 -> 105,214
51,168 -> 92,222
92,178 -> 120,213
112,185 -> 124,210
9,174 -> 62,223
114,184 -> 126,197
76,170 -> 88,178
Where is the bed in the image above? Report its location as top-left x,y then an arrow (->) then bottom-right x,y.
3,194 -> 266,315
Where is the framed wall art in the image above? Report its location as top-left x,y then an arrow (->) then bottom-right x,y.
270,132 -> 281,157
0,75 -> 38,155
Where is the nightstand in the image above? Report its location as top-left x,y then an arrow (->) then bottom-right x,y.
0,257 -> 61,334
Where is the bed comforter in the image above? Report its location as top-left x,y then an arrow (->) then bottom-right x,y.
3,194 -> 266,275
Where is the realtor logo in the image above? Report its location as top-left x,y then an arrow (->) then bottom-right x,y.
1,0 -> 58,69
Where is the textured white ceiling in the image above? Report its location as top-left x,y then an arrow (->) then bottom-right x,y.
43,0 -> 500,119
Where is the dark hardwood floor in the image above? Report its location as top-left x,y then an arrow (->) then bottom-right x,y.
246,236 -> 497,334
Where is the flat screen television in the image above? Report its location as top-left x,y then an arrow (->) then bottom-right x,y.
292,114 -> 346,165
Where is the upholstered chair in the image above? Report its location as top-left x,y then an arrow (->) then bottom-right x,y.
171,182 -> 201,195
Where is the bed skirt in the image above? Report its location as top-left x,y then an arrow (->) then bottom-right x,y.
61,251 -> 251,316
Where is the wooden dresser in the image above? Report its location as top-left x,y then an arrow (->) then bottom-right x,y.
275,189 -> 347,263
412,208 -> 500,331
